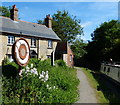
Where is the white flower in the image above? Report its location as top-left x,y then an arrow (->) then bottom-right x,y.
39,74 -> 44,79
46,84 -> 49,88
31,64 -> 33,68
19,70 -> 22,76
26,69 -> 30,73
45,73 -> 49,81
49,87 -> 52,89
22,69 -> 25,71
30,68 -> 38,75
46,71 -> 48,74
42,71 -> 45,75
26,65 -> 29,70
53,86 -> 56,89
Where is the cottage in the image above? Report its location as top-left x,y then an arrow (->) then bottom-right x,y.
0,5 -> 60,66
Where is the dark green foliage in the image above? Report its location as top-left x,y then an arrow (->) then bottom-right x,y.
71,39 -> 87,59
2,59 -> 79,103
55,60 -> 66,67
2,62 -> 18,78
0,6 -> 11,17
83,20 -> 120,70
52,10 -> 83,42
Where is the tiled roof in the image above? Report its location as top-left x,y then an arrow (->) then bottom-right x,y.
0,16 -> 60,41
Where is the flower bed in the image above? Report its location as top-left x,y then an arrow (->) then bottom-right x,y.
2,58 -> 79,104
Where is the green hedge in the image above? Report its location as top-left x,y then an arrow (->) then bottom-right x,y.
2,59 -> 79,104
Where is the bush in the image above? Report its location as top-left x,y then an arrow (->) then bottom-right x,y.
2,59 -> 79,104
55,60 -> 66,67
2,62 -> 18,78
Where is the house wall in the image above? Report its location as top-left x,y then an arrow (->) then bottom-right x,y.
0,34 -> 58,65
39,39 -> 57,60
63,54 -> 68,65
0,34 -> 7,66
67,45 -> 74,67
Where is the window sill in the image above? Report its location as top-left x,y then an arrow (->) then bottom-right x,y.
7,44 -> 13,46
47,47 -> 53,49
31,46 -> 36,48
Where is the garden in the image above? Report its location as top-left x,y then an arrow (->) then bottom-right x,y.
2,58 -> 79,104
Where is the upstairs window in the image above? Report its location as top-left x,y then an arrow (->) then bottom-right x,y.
8,35 -> 15,45
31,38 -> 36,47
48,40 -> 52,48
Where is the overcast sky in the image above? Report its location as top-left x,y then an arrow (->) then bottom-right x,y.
1,1 -> 119,41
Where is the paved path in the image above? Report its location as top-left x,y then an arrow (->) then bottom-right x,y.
75,67 -> 98,103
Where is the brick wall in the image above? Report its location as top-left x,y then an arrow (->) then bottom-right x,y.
67,45 -> 74,67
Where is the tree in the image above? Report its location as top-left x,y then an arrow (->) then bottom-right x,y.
71,39 -> 87,67
38,10 -> 83,42
71,39 -> 87,59
85,20 -> 120,70
0,6 -> 11,17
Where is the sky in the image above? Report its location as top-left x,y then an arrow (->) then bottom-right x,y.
1,1 -> 119,41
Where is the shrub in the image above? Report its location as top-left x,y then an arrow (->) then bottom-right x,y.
2,58 -> 79,104
55,60 -> 66,67
2,62 -> 18,78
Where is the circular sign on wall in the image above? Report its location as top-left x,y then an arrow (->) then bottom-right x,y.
12,38 -> 30,66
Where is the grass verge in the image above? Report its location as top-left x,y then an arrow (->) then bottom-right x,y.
80,67 -> 109,103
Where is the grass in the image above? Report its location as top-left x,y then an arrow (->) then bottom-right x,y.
80,67 -> 109,103
80,67 -> 120,104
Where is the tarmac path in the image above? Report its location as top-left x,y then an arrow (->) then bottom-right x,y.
75,67 -> 98,103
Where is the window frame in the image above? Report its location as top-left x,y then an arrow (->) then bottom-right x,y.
31,38 -> 36,47
70,54 -> 72,62
48,40 -> 52,49
7,35 -> 15,45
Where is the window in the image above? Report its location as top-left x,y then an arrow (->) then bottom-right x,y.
47,55 -> 51,58
8,35 -> 14,45
48,40 -> 52,48
70,55 -> 72,62
31,38 -> 36,47
7,54 -> 13,62
107,68 -> 110,73
104,67 -> 106,72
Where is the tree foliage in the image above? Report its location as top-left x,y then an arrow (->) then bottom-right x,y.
38,10 -> 83,42
71,39 -> 87,59
52,10 -> 83,42
0,6 -> 11,17
85,20 -> 120,70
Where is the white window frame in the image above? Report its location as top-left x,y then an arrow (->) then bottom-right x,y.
8,35 -> 15,45
7,54 -> 13,62
31,38 -> 36,47
48,40 -> 52,48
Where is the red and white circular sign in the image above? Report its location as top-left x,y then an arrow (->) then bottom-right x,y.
12,38 -> 30,66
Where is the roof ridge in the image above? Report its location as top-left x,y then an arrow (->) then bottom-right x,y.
18,20 -> 45,26
0,16 -> 45,26
0,16 -> 10,19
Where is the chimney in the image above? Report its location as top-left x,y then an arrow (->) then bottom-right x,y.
45,14 -> 52,28
10,5 -> 18,21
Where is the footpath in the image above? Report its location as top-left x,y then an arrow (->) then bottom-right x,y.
75,67 -> 98,103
